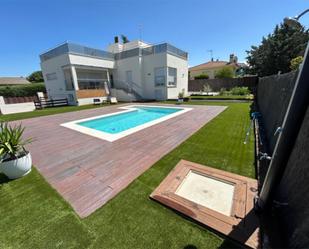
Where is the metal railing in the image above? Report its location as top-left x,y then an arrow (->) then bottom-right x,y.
40,42 -> 114,62
115,43 -> 188,60
112,80 -> 143,100
40,42 -> 188,62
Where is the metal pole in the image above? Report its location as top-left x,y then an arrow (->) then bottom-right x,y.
296,9 -> 309,20
258,42 -> 309,208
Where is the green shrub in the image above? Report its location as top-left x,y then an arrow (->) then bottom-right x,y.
219,88 -> 228,96
215,67 -> 234,79
230,86 -> 250,96
290,56 -> 303,71
194,74 -> 209,79
0,83 -> 46,97
203,84 -> 212,94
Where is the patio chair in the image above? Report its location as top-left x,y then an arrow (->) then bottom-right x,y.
109,97 -> 118,104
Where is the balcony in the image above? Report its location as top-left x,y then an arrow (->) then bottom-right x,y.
40,43 -> 114,62
142,43 -> 188,59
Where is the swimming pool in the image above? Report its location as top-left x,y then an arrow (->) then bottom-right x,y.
61,105 -> 192,141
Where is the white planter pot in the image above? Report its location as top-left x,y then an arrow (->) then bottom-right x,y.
0,153 -> 32,179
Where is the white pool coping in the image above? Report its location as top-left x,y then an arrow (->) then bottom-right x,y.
60,105 -> 192,142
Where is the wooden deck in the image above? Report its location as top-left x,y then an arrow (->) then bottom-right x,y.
15,103 -> 226,217
150,160 -> 260,249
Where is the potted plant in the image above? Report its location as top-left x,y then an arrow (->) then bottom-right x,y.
0,122 -> 32,179
177,89 -> 185,104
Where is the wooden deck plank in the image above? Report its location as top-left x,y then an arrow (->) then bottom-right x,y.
13,103 -> 226,218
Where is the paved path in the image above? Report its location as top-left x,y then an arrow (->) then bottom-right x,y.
16,103 -> 226,217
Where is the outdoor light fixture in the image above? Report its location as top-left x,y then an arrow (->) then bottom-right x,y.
284,9 -> 309,28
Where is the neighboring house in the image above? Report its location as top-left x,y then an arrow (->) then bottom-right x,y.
40,39 -> 188,105
189,54 -> 247,79
0,77 -> 30,86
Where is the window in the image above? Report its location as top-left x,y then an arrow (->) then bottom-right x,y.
76,69 -> 108,90
46,72 -> 57,81
167,67 -> 177,87
63,70 -> 74,90
154,67 -> 165,86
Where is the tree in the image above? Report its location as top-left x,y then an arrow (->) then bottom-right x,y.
27,71 -> 44,83
203,84 -> 212,95
290,56 -> 303,71
215,67 -> 234,79
246,22 -> 308,76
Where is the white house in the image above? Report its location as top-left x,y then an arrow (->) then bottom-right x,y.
40,39 -> 188,105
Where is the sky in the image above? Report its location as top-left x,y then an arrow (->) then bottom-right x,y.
0,0 -> 308,76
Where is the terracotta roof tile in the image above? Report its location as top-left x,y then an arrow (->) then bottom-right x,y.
0,77 -> 30,85
189,61 -> 228,71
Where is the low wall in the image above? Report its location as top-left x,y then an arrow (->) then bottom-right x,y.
0,96 -> 35,115
188,76 -> 258,92
110,89 -> 136,102
77,97 -> 106,106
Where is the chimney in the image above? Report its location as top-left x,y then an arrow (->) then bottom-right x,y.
114,36 -> 119,43
229,54 -> 238,63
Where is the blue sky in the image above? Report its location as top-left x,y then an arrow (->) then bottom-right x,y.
0,0 -> 308,76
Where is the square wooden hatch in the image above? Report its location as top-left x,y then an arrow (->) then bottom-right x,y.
150,160 -> 260,249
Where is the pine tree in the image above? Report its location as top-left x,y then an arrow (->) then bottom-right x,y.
246,22 -> 308,76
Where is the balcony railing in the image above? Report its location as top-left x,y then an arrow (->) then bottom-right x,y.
40,43 -> 114,62
142,43 -> 188,59
40,42 -> 188,62
114,43 -> 188,60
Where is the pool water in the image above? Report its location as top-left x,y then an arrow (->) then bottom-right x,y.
78,106 -> 182,134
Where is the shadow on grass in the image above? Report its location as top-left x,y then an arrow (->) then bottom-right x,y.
0,173 -> 11,184
183,245 -> 198,249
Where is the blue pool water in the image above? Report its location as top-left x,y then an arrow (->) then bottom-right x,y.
78,106 -> 182,134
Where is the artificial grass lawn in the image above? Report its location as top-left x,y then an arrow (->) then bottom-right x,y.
0,101 -> 254,249
0,103 -> 113,122
190,95 -> 253,100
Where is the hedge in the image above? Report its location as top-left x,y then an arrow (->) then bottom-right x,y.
194,74 -> 209,79
0,83 -> 46,97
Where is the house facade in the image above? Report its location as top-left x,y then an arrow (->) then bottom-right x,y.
40,40 -> 188,105
189,54 -> 247,80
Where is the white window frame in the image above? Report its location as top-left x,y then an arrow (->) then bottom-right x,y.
167,67 -> 177,87
154,67 -> 166,86
46,72 -> 57,81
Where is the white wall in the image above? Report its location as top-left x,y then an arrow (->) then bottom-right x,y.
40,54 -> 76,103
68,54 -> 114,69
142,53 -> 167,100
110,89 -> 136,102
77,97 -> 107,106
0,97 -> 35,114
166,54 -> 188,99
113,56 -> 143,96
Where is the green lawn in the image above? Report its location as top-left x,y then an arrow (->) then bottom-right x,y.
0,103 -> 114,122
190,95 -> 253,100
0,101 -> 255,249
